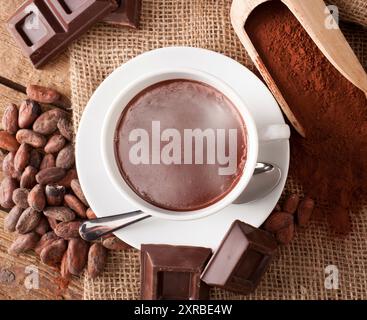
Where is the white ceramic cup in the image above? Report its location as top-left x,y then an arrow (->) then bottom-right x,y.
101,68 -> 290,221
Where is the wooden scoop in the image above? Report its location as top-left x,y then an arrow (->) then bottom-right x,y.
231,0 -> 367,138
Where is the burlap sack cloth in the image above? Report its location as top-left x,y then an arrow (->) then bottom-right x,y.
69,0 -> 367,299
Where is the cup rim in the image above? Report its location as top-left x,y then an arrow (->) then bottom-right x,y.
101,67 -> 259,221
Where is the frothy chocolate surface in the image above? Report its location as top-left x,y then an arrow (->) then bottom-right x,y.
114,80 -> 247,211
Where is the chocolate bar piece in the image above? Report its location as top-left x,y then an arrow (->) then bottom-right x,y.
103,0 -> 141,28
7,0 -> 117,68
201,220 -> 277,295
140,244 -> 212,300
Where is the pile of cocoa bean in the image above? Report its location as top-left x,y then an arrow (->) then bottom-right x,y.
263,194 -> 315,245
0,85 -> 130,282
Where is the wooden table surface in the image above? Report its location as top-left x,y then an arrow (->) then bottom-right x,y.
0,0 -> 82,300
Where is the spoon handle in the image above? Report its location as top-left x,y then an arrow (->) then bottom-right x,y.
79,210 -> 151,242
79,164 -> 279,241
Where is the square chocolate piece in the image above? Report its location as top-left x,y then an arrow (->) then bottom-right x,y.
103,0 -> 141,28
201,220 -> 277,295
140,244 -> 212,300
7,0 -> 117,68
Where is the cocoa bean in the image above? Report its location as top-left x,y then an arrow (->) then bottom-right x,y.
45,184 -> 65,206
56,144 -> 74,169
70,179 -> 88,206
264,211 -> 294,233
57,118 -> 73,141
274,204 -> 281,212
26,85 -> 71,110
44,134 -> 66,154
2,152 -> 21,179
87,243 -> 107,279
64,194 -> 86,218
8,232 -> 39,255
55,221 -> 82,239
26,85 -> 60,105
283,194 -> 300,214
276,223 -> 295,245
102,236 -> 131,251
34,217 -> 50,235
39,154 -> 55,170
86,208 -> 97,220
0,177 -> 18,208
12,188 -> 29,209
40,239 -> 67,266
29,149 -> 42,169
60,252 -> 71,280
47,217 -> 59,230
0,149 -> 4,167
66,238 -> 89,275
16,207 -> 41,234
2,103 -> 18,134
20,166 -> 37,189
18,100 -> 41,129
36,167 -> 66,185
43,206 -> 75,222
57,168 -> 77,188
0,131 -> 19,152
297,197 -> 315,227
14,143 -> 31,172
16,129 -> 46,148
28,184 -> 46,211
33,108 -> 67,135
4,206 -> 24,232
34,231 -> 59,255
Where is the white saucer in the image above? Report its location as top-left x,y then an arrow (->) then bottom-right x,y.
76,47 -> 289,250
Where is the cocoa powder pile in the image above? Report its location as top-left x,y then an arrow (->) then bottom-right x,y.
246,1 -> 367,234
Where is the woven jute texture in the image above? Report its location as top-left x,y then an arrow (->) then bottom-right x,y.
326,0 -> 367,27
69,0 -> 367,300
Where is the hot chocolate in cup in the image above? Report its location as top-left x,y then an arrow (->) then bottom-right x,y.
101,69 -> 290,221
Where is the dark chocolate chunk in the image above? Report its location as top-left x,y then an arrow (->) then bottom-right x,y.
140,244 -> 212,300
201,220 -> 277,295
103,0 -> 141,28
7,0 -> 118,68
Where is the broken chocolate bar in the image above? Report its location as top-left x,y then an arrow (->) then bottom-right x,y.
201,220 -> 277,295
7,0 -> 117,68
140,244 -> 212,300
103,0 -> 141,28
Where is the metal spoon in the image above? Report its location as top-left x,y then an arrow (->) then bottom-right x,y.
79,210 -> 149,242
79,162 -> 281,241
233,162 -> 281,204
